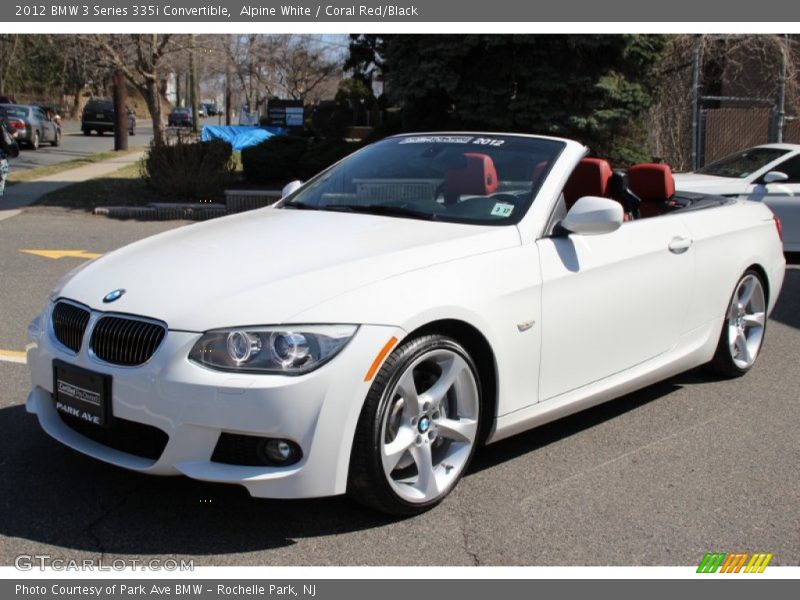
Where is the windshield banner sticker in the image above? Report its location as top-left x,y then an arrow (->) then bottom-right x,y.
399,135 -> 475,144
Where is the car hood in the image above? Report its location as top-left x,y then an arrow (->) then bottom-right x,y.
673,172 -> 749,194
59,208 -> 520,331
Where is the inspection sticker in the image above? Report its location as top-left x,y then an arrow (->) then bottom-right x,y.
491,203 -> 514,217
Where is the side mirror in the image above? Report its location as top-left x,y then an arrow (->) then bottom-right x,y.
561,196 -> 624,235
763,171 -> 788,184
281,180 -> 303,198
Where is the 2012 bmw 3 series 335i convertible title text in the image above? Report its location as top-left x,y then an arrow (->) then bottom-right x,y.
26,133 -> 785,515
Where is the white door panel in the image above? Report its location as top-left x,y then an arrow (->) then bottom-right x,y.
537,216 -> 694,401
745,184 -> 800,246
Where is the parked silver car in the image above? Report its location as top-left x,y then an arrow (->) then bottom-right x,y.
0,104 -> 60,149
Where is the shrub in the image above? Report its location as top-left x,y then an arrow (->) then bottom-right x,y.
241,135 -> 310,184
296,139 -> 359,179
241,135 -> 363,185
143,139 -> 235,200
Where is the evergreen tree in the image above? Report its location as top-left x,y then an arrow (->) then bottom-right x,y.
374,35 -> 666,164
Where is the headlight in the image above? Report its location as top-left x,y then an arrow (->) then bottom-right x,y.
188,325 -> 358,375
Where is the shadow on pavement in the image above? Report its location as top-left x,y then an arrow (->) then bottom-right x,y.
0,406 -> 403,557
0,368 -> 697,558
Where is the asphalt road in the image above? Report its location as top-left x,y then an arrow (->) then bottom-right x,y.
10,116 -> 222,173
0,208 -> 798,566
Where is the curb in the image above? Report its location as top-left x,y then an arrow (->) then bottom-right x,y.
94,203 -> 227,221
93,191 -> 282,221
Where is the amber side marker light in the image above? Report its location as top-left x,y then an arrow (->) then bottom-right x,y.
364,336 -> 399,382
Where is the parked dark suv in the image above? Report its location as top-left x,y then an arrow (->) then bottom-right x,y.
81,99 -> 136,136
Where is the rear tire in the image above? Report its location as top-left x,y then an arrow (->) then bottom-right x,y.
30,131 -> 39,150
51,129 -> 61,147
348,334 -> 482,516
710,269 -> 767,377
82,128 -> 90,136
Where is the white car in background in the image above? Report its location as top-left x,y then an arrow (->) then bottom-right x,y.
673,143 -> 800,251
26,133 -> 785,516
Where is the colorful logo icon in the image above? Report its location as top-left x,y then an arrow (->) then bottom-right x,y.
697,552 -> 773,573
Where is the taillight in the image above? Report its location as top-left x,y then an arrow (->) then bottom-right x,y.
9,119 -> 25,130
774,215 -> 783,241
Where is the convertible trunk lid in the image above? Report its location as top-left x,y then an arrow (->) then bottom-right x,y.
59,207 -> 520,331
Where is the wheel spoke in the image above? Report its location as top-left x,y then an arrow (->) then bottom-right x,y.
742,311 -> 765,328
382,426 -> 415,473
738,277 -> 756,308
736,330 -> 751,364
419,354 -> 466,408
395,368 -> 421,414
409,442 -> 438,498
437,417 -> 477,444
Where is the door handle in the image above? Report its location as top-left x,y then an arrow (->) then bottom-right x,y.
668,236 -> 693,254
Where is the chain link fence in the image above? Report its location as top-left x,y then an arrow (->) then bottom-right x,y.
647,34 -> 799,171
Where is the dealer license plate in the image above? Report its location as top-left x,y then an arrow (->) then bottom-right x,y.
52,360 -> 111,427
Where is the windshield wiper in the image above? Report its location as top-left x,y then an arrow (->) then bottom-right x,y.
320,204 -> 438,221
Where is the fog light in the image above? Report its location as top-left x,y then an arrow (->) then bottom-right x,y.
263,439 -> 297,463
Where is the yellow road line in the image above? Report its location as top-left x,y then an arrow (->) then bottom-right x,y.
0,349 -> 26,365
20,249 -> 102,260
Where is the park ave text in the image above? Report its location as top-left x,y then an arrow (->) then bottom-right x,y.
16,584 -> 317,597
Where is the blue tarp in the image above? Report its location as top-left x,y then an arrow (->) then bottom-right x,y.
200,125 -> 286,151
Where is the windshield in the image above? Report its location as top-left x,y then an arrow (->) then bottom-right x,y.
697,147 -> 789,178
283,134 -> 565,225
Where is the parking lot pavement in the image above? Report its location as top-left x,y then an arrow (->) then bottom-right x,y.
0,209 -> 798,566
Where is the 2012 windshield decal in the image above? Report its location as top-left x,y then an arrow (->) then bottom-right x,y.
399,136 -> 505,146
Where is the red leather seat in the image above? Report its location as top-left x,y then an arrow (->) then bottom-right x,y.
444,153 -> 499,205
563,158 -> 613,208
627,163 -> 675,218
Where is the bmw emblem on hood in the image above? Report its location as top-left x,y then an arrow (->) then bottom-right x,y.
103,289 -> 126,303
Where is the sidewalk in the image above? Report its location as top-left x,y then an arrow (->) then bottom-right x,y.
0,150 -> 146,220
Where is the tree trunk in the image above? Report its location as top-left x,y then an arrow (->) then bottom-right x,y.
144,78 -> 165,146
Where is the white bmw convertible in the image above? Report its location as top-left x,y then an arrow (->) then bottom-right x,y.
26,133 -> 785,515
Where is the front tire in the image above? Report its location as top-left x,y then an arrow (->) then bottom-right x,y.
51,129 -> 61,147
348,335 -> 482,516
710,269 -> 767,377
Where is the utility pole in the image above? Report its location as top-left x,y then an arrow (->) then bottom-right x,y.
776,34 -> 788,144
225,34 -> 233,126
112,70 -> 128,151
189,34 -> 199,134
690,35 -> 702,171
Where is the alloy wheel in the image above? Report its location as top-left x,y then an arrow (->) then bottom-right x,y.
726,274 -> 766,370
379,348 -> 479,503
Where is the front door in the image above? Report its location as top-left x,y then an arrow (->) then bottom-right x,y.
537,214 -> 694,401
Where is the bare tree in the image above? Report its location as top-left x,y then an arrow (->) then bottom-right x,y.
86,34 -> 187,145
224,35 -> 342,116
273,37 -> 341,102
0,35 -> 19,93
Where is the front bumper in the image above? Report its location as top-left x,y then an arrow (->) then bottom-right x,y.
26,311 -> 404,499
